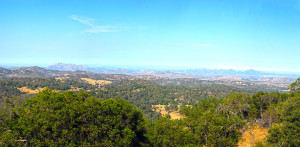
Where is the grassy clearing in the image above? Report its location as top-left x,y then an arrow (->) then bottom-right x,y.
69,87 -> 83,91
238,125 -> 268,147
152,104 -> 184,120
55,77 -> 70,82
81,78 -> 112,86
17,87 -> 45,94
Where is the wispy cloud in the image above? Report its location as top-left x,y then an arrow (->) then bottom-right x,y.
70,15 -> 127,33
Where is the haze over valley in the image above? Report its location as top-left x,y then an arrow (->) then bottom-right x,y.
1,62 -> 299,93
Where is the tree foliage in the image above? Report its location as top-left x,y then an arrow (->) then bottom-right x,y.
180,98 -> 244,146
147,117 -> 196,146
0,89 -> 147,146
0,78 -> 299,146
267,94 -> 300,147
290,78 -> 300,93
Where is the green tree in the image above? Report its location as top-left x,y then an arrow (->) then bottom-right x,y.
147,117 -> 196,146
181,98 -> 244,146
267,94 -> 300,147
290,78 -> 300,93
221,93 -> 251,119
0,88 -> 147,146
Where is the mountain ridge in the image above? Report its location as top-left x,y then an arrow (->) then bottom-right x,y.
0,64 -> 297,92
48,63 -> 88,71
44,62 -> 300,78
1,63 -> 299,80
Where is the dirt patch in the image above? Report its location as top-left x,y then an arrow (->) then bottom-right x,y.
18,87 -> 45,94
132,89 -> 142,92
55,77 -> 70,82
69,87 -> 83,91
169,112 -> 184,120
238,125 -> 268,147
152,104 -> 184,120
81,78 -> 112,86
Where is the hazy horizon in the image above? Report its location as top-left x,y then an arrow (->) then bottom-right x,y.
1,0 -> 300,72
2,62 -> 300,74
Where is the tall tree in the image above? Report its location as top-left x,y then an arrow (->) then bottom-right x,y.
290,78 -> 300,93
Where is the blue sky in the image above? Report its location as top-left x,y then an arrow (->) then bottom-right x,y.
0,0 -> 300,72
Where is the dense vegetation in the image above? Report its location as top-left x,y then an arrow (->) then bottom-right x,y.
0,78 -> 299,146
0,78 -> 252,121
0,78 -> 96,98
89,80 -> 254,121
0,89 -> 147,146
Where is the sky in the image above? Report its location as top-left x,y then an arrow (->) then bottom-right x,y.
0,0 -> 300,72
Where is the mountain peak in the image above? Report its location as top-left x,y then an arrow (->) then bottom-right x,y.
243,69 -> 261,75
245,69 -> 256,72
48,63 -> 88,71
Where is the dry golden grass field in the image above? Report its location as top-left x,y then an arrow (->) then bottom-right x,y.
238,125 -> 268,147
152,104 -> 184,120
80,78 -> 112,86
17,87 -> 45,94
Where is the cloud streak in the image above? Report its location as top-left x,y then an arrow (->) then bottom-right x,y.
70,15 -> 127,33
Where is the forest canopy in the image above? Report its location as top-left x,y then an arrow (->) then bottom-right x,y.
0,78 -> 299,146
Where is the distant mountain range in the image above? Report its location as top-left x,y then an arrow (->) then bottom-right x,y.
45,63 -> 300,79
0,66 -> 94,78
174,69 -> 272,78
46,63 -> 191,78
0,63 -> 299,93
48,63 -> 88,71
0,63 -> 299,84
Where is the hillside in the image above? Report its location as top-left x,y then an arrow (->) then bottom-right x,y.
0,67 -> 299,146
0,65 -> 294,92
48,62 -> 88,71
1,82 -> 299,146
